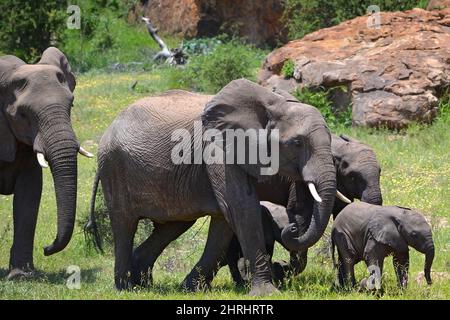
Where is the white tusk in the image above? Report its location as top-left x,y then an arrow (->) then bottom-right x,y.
336,190 -> 352,204
79,146 -> 94,158
37,153 -> 49,168
308,182 -> 322,203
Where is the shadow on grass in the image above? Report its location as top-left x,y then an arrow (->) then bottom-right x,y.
0,267 -> 101,285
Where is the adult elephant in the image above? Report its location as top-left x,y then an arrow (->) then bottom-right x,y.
226,134 -> 383,285
0,48 -> 91,280
93,79 -> 337,295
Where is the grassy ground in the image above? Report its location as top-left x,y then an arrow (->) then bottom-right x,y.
0,70 -> 449,300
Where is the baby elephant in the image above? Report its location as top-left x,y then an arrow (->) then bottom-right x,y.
331,202 -> 435,290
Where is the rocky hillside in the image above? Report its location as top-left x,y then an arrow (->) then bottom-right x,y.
258,8 -> 450,129
129,0 -> 287,46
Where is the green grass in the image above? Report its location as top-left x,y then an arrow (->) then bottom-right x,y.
0,69 -> 449,299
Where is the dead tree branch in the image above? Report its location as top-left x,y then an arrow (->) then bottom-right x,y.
141,17 -> 187,65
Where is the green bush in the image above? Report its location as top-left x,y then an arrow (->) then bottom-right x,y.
180,39 -> 266,93
294,86 -> 352,129
60,1 -> 153,72
283,0 -> 427,40
281,59 -> 295,78
0,1 -> 66,61
437,89 -> 450,123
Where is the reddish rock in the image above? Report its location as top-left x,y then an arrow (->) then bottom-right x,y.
259,8 -> 450,129
129,0 -> 286,46
427,0 -> 450,10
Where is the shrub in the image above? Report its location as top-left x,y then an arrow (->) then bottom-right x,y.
180,39 -> 266,93
437,89 -> 450,123
0,1 -> 66,61
293,86 -> 352,129
283,0 -> 427,40
60,1 -> 149,72
281,59 -> 295,78
182,37 -> 223,56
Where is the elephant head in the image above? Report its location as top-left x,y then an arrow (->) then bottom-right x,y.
0,47 -> 87,256
202,79 -> 336,252
368,206 -> 435,284
332,134 -> 382,212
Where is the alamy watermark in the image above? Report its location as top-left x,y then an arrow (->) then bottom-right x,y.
365,265 -> 382,290
66,265 -> 81,289
67,5 -> 81,30
171,121 -> 280,176
367,5 -> 381,29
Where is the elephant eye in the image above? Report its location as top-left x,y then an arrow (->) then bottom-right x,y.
56,72 -> 65,84
13,78 -> 27,90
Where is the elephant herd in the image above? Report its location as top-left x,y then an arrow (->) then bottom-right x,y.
0,48 -> 435,296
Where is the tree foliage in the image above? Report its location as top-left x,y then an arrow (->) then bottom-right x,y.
0,1 -> 67,61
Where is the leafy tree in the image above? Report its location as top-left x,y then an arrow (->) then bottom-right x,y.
0,1 -> 67,61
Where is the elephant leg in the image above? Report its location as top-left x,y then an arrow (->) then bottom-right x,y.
226,235 -> 246,287
111,213 -> 138,290
336,256 -> 345,287
207,165 -> 277,296
183,217 -> 234,291
393,251 -> 409,289
336,255 -> 355,289
290,249 -> 308,275
333,232 -> 356,289
363,241 -> 386,291
131,220 -> 195,287
8,162 -> 42,280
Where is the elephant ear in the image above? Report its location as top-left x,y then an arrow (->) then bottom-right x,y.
339,134 -> 361,144
367,213 -> 408,253
0,109 -> 17,162
38,47 -> 76,92
202,78 -> 285,131
0,55 -> 25,162
272,88 -> 299,103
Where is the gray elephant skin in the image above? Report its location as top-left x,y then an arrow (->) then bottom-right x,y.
331,202 -> 434,290
0,47 -> 88,280
225,134 -> 382,285
93,79 -> 337,296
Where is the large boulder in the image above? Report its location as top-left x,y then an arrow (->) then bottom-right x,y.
129,0 -> 286,47
427,0 -> 450,10
259,8 -> 450,129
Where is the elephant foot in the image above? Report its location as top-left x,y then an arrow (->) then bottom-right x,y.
130,268 -> 153,288
115,275 -> 135,291
272,260 -> 290,283
182,275 -> 212,292
249,282 -> 279,297
7,267 -> 35,281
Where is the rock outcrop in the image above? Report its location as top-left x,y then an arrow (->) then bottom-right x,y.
427,0 -> 450,10
259,8 -> 450,129
129,0 -> 286,47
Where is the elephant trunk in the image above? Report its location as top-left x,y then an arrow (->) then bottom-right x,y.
424,244 -> 434,285
361,185 -> 383,205
282,149 -> 336,251
38,109 -> 78,256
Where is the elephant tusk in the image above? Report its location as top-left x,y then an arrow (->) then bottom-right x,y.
37,152 -> 49,168
79,146 -> 94,158
336,190 -> 352,204
308,182 -> 322,203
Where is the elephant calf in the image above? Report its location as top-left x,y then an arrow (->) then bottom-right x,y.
331,202 -> 435,290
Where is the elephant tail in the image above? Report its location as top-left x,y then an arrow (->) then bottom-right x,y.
84,171 -> 104,253
331,234 -> 337,270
